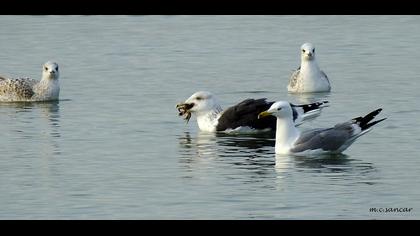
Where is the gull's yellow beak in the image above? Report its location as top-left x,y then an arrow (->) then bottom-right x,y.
258,111 -> 272,119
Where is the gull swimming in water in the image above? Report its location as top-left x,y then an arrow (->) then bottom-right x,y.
258,101 -> 386,156
0,61 -> 60,102
287,43 -> 331,93
176,91 -> 329,133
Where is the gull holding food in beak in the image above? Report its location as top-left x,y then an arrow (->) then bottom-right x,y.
176,91 -> 329,133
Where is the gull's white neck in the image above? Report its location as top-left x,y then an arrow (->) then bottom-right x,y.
274,117 -> 300,155
32,76 -> 60,101
298,57 -> 331,92
196,105 -> 223,132
300,58 -> 321,80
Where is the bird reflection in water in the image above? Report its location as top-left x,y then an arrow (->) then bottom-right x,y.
0,100 -> 62,156
177,131 -> 276,179
178,130 -> 378,187
274,153 -> 378,186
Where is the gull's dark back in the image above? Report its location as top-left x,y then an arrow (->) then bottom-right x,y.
216,98 -> 276,131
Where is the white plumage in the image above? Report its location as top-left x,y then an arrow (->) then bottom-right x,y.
287,43 -> 331,93
258,101 -> 386,156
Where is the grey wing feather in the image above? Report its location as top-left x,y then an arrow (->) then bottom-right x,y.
291,125 -> 354,153
321,70 -> 330,84
291,108 -> 386,153
293,128 -> 329,146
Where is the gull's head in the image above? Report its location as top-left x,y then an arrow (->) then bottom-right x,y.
42,61 -> 60,80
300,43 -> 316,61
258,101 -> 293,119
176,91 -> 219,123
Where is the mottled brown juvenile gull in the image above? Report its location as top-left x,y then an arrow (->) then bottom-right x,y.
0,61 -> 60,102
287,43 -> 331,93
258,101 -> 386,156
176,91 -> 329,133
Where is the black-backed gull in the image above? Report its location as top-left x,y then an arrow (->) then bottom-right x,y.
176,91 -> 329,133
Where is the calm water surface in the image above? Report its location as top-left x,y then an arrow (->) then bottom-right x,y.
0,15 -> 419,219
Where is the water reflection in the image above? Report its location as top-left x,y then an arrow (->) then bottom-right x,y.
287,91 -> 331,104
178,131 -> 218,158
177,131 -> 219,176
178,131 -> 378,188
274,154 -> 378,185
0,101 -> 62,156
178,131 -> 275,159
215,132 -> 275,151
178,131 -> 276,176
179,131 -> 377,177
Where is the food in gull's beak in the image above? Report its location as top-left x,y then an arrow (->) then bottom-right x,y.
176,103 -> 193,123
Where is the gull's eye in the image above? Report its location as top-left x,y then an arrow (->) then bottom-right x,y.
302,49 -> 305,53
277,107 -> 282,111
44,67 -> 48,71
312,49 -> 315,53
56,66 -> 59,71
196,97 -> 202,101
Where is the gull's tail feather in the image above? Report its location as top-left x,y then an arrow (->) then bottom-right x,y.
353,108 -> 386,131
363,117 -> 387,130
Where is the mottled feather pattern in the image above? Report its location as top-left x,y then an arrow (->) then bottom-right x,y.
288,69 -> 300,89
0,77 -> 38,100
0,61 -> 60,102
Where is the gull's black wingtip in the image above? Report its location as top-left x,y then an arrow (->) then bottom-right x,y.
362,109 -> 386,130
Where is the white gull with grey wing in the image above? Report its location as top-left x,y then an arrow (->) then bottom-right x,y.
258,101 -> 386,156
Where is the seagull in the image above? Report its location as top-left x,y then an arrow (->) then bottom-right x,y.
176,91 -> 329,133
0,61 -> 60,102
258,101 -> 386,156
287,43 -> 331,93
